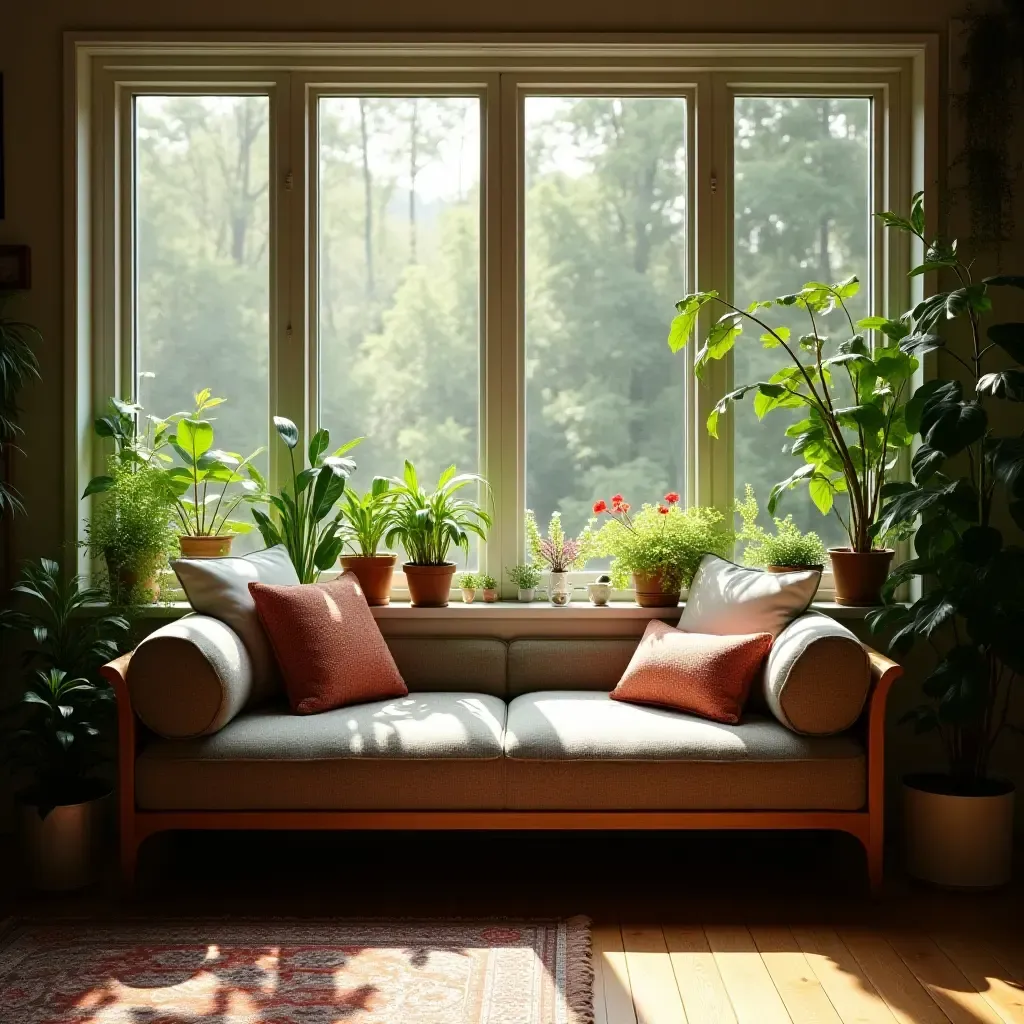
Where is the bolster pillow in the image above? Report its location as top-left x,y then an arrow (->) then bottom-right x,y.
127,615 -> 254,738
763,613 -> 871,736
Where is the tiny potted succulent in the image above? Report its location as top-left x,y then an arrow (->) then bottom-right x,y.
479,574 -> 499,603
386,461 -> 492,607
593,492 -> 732,606
507,563 -> 541,602
735,484 -> 826,576
458,572 -> 479,603
525,509 -> 595,606
339,477 -> 400,606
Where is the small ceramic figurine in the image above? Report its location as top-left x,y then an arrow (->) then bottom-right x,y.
588,574 -> 613,606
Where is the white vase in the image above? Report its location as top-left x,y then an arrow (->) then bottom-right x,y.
517,587 -> 535,602
548,571 -> 571,606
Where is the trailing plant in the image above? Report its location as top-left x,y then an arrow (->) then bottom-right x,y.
524,509 -> 595,573
669,276 -> 917,552
867,193 -> 1024,786
339,477 -> 398,556
506,562 -> 542,589
385,461 -> 492,566
252,417 -> 360,584
85,459 -> 177,603
0,296 -> 40,521
735,484 -> 827,569
592,492 -> 732,592
478,574 -> 498,591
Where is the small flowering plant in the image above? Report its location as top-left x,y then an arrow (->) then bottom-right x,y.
735,484 -> 826,570
524,510 -> 597,573
592,492 -> 733,593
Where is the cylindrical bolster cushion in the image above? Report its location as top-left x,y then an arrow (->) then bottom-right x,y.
763,613 -> 870,736
127,615 -> 254,738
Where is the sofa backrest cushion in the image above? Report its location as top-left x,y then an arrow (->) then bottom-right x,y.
385,637 -> 509,697
507,638 -> 639,697
128,615 -> 254,738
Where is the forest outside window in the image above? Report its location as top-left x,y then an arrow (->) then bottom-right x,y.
74,46 -> 923,594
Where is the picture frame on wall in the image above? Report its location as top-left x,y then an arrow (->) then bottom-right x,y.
0,246 -> 30,290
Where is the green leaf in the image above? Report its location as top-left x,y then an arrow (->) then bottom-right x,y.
910,191 -> 925,234
273,416 -> 299,449
986,323 -> 1024,363
978,369 -> 1024,401
983,274 -> 1024,289
835,276 -> 860,300
836,403 -> 886,433
81,475 -> 114,498
808,473 -> 834,515
176,418 -> 214,460
668,291 -> 718,353
695,312 -> 743,377
986,438 -> 1024,496
767,463 -> 816,515
924,400 -> 987,456
308,428 -> 330,466
900,333 -> 945,357
876,211 -> 917,233
911,444 -> 945,484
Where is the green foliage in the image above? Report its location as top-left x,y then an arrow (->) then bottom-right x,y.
385,461 -> 492,567
478,574 -> 498,591
524,509 -> 596,572
0,296 -> 41,519
670,276 -> 916,552
594,502 -> 733,593
457,572 -> 480,590
506,562 -> 542,589
339,477 -> 398,556
252,418 -> 360,584
867,193 -> 1024,784
86,460 -> 177,603
82,396 -> 175,498
735,484 -> 826,569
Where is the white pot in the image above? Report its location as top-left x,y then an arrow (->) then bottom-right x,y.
904,774 -> 1015,888
517,587 -> 536,602
19,789 -> 110,890
548,571 -> 571,606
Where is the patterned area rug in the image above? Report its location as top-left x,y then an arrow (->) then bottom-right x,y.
0,918 -> 592,1023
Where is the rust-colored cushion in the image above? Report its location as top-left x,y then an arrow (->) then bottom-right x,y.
610,619 -> 773,724
248,572 -> 407,714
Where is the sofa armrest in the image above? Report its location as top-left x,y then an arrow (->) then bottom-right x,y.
123,615 -> 255,739
763,613 -> 872,736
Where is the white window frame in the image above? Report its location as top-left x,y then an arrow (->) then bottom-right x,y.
67,37 -> 936,602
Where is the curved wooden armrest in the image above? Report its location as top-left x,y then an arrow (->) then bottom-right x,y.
101,652 -> 138,848
866,646 -> 903,729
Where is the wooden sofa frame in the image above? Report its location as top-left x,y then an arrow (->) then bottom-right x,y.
102,647 -> 902,893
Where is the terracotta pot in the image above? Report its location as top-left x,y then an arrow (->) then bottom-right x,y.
767,564 -> 825,574
632,571 -> 681,608
404,562 -> 456,607
828,548 -> 894,606
179,534 -> 234,559
106,556 -> 160,604
482,588 -> 499,603
904,774 -> 1015,888
340,554 -> 397,606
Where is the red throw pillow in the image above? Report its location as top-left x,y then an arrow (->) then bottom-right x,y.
249,572 -> 407,714
610,619 -> 773,724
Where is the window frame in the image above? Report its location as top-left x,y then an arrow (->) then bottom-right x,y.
69,38 -> 935,602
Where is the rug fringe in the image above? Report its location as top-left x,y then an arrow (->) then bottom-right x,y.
564,915 -> 595,1024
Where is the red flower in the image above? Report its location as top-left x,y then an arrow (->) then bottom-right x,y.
611,493 -> 624,505
619,502 -> 630,513
657,505 -> 670,515
664,492 -> 680,504
593,499 -> 608,514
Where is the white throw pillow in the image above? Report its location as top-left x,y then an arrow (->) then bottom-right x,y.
678,554 -> 820,638
172,544 -> 299,703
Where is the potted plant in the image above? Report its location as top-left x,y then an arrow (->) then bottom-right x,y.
479,574 -> 499,603
385,461 -> 492,608
252,417 -> 360,584
735,484 -> 827,576
507,563 -> 541,602
338,478 -> 400,605
525,509 -> 595,606
0,559 -> 128,889
0,296 -> 40,528
669,275 -> 916,605
161,389 -> 266,558
458,572 -> 479,603
867,192 -> 1024,888
593,493 -> 732,606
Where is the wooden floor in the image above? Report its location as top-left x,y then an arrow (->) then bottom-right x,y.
594,924 -> 1024,1024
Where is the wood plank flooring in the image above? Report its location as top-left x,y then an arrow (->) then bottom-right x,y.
595,925 -> 1024,1024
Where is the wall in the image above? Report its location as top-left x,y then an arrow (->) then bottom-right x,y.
2,1 -> 1022,829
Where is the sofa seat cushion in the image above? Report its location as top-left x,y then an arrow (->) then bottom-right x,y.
503,691 -> 865,811
136,692 -> 506,811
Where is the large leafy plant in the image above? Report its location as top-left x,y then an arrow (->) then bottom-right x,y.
669,277 -> 917,552
0,297 -> 40,520
385,461 -> 492,566
253,417 -> 360,583
339,478 -> 398,557
867,192 -> 1024,785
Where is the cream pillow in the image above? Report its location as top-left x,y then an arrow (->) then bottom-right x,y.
172,544 -> 299,703
679,554 -> 819,638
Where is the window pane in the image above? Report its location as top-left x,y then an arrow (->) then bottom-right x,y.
135,95 -> 270,550
524,97 -> 688,555
733,97 -> 871,549
317,97 -> 481,563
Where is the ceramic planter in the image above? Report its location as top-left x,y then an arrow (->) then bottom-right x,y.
587,581 -> 612,606
632,571 -> 681,608
828,548 -> 894,606
404,562 -> 456,607
178,534 -> 234,559
106,556 -> 160,604
340,554 -> 397,606
517,588 -> 536,602
904,774 -> 1015,888
461,588 -> 477,604
548,571 -> 572,606
482,589 -> 499,603
19,785 -> 111,890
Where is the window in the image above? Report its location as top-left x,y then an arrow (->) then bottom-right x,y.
74,43 -> 929,595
